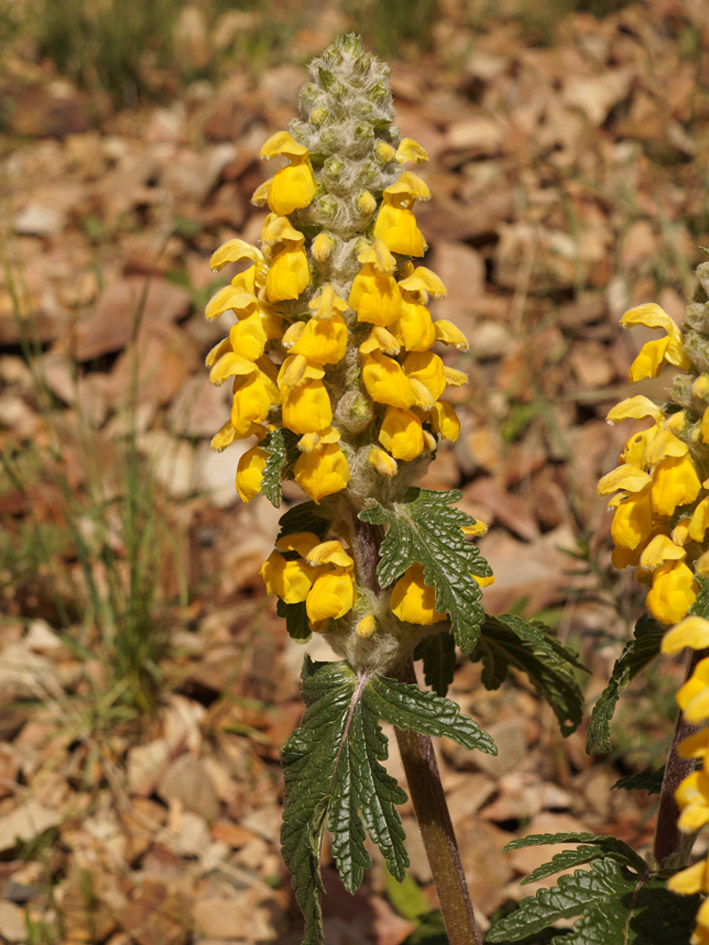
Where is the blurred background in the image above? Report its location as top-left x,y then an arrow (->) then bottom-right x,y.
1,0 -> 709,942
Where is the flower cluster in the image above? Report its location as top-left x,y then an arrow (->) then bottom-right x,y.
601,264 -> 709,943
204,35 -> 472,639
598,300 -> 709,626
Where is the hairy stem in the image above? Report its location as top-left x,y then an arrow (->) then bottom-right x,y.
394,658 -> 483,945
654,646 -> 708,868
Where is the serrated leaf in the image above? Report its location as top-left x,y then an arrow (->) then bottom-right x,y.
612,768 -> 664,795
276,599 -> 311,642
690,576 -> 709,617
367,672 -> 496,754
260,428 -> 300,507
359,489 -> 491,653
281,659 -> 356,945
414,631 -> 457,696
488,840 -> 698,945
281,659 -> 413,944
586,613 -> 664,753
503,832 -> 647,876
471,614 -> 586,736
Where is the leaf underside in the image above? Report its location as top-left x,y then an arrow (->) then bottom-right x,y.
261,427 -> 300,507
471,613 -> 586,736
414,631 -> 457,697
281,658 -> 496,945
359,488 -> 491,653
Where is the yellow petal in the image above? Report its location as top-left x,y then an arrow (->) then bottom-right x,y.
210,419 -> 237,452
205,284 -> 258,321
399,266 -> 446,298
265,245 -> 310,302
269,162 -> 317,215
209,240 -> 264,272
282,380 -> 333,435
210,351 -> 258,386
359,326 -> 401,356
383,171 -> 431,201
260,551 -> 318,603
597,464 -> 651,496
231,371 -> 278,434
662,616 -> 709,655
305,540 -> 354,569
646,561 -> 697,626
236,445 -> 268,502
610,490 -> 652,551
229,311 -> 268,361
430,401 -> 461,442
306,569 -> 355,621
395,138 -> 429,164
639,534 -> 686,570
373,201 -> 426,256
690,497 -> 709,542
644,429 -> 688,465
628,337 -> 670,382
434,319 -> 469,351
260,130 -> 308,160
362,353 -> 417,409
651,455 -> 701,517
289,315 -> 348,364
379,407 -> 425,462
349,264 -> 402,326
403,351 -> 446,401
667,860 -> 709,895
606,395 -> 664,424
278,354 -> 325,389
293,443 -> 350,502
621,302 -> 680,336
399,300 -> 436,351
390,563 -> 446,625
276,532 -> 321,556
356,614 -> 377,638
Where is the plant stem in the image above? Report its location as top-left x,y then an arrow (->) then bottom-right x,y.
654,646 -> 708,868
395,658 -> 483,945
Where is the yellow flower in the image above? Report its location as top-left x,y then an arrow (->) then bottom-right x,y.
378,407 -> 424,462
677,657 -> 709,724
288,314 -> 348,364
265,244 -> 310,301
620,303 -> 691,380
403,351 -> 447,401
398,298 -> 436,351
373,173 -> 430,257
231,371 -> 279,436
609,488 -> 653,557
645,560 -> 697,625
362,353 -> 417,409
236,445 -> 268,502
306,569 -> 355,622
255,131 -> 317,216
281,380 -> 333,434
260,551 -> 318,603
676,765 -> 709,832
294,443 -> 350,502
348,263 -> 402,326
390,563 -> 446,625
650,454 -> 701,517
669,858 -> 709,895
430,401 -> 461,442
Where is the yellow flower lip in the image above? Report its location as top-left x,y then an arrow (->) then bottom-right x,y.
276,532 -> 322,557
308,285 -> 349,321
643,429 -> 688,466
434,320 -> 469,351
639,534 -> 685,571
209,351 -> 259,386
398,266 -> 447,298
305,540 -> 354,569
662,616 -> 709,655
395,138 -> 429,165
260,130 -> 309,160
383,171 -> 431,202
620,302 -> 682,337
597,463 -> 651,496
261,214 -> 306,246
209,239 -> 265,272
368,447 -> 398,478
205,285 -> 258,321
605,395 -> 664,424
357,239 -> 397,273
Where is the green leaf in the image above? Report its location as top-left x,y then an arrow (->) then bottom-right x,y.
260,428 -> 299,507
501,833 -> 648,885
586,613 -> 664,753
690,576 -> 709,617
277,500 -> 331,541
276,599 -> 311,642
613,768 -> 664,795
359,489 -> 491,653
367,672 -> 497,754
471,614 -> 586,736
487,857 -> 698,944
414,631 -> 457,696
281,659 -> 356,945
281,659 -> 498,943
